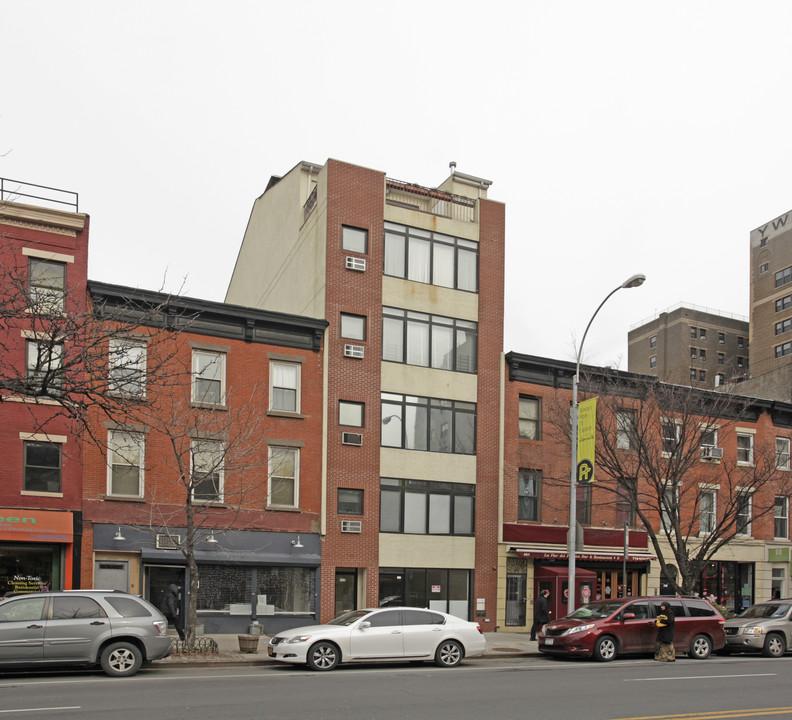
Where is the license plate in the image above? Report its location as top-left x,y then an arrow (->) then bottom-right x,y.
267,646 -> 274,657
545,638 -> 554,645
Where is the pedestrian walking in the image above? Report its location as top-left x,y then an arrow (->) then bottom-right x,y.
654,600 -> 675,662
531,588 -> 551,640
165,583 -> 185,640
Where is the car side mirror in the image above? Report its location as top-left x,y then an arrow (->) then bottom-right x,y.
622,612 -> 636,620
359,621 -> 371,630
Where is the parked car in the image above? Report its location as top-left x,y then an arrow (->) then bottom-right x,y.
722,599 -> 792,657
268,607 -> 486,670
0,590 -> 172,677
538,595 -> 725,662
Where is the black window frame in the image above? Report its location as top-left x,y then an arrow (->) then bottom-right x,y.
23,440 -> 62,493
342,225 -> 368,254
338,400 -> 365,428
340,313 -> 367,341
518,395 -> 541,441
776,266 -> 792,288
379,478 -> 475,536
517,468 -> 541,521
28,257 -> 66,313
337,487 -> 364,516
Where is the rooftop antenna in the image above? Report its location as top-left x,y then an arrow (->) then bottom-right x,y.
449,161 -> 457,173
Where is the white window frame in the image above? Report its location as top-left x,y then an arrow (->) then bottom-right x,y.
192,349 -> 226,406
699,489 -> 716,535
616,409 -> 636,451
736,490 -> 752,536
661,482 -> 678,534
28,257 -> 66,313
109,338 -> 147,398
191,438 -> 225,503
736,431 -> 755,466
775,496 -> 789,539
661,419 -> 680,456
268,446 -> 299,508
269,360 -> 301,413
107,430 -> 144,499
26,337 -> 63,392
518,396 -> 541,440
777,437 -> 791,471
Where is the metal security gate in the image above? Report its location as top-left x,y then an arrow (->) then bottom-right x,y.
505,573 -> 526,626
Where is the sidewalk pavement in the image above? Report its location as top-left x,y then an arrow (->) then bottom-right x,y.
153,631 -> 540,667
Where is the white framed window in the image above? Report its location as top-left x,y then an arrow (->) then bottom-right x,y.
649,355 -> 657,369
737,432 -> 754,465
108,430 -> 144,498
26,338 -> 63,393
191,439 -> 224,503
270,361 -> 300,412
109,338 -> 147,397
192,349 -> 226,405
269,447 -> 299,508
700,489 -> 716,535
775,496 -> 789,539
616,409 -> 636,450
661,419 -> 680,455
518,396 -> 541,440
736,491 -> 752,536
28,257 -> 66,313
661,483 -> 678,534
777,437 -> 791,470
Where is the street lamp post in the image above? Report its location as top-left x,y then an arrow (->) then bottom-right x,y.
567,273 -> 646,613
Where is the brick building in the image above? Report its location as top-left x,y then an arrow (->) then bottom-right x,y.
0,181 -> 88,595
226,159 -> 505,625
499,352 -> 792,631
80,282 -> 327,634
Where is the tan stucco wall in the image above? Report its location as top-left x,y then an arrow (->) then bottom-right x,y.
379,534 -> 475,568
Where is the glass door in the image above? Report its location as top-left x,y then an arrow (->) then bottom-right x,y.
334,569 -> 357,618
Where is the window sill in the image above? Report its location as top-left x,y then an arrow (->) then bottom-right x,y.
190,401 -> 227,411
104,495 -> 145,503
21,490 -> 63,498
192,500 -> 227,507
267,505 -> 302,513
267,410 -> 305,419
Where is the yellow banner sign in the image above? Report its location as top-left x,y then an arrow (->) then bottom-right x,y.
577,397 -> 597,483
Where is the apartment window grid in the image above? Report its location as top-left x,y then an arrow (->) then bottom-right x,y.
690,348 -> 698,361
718,332 -> 726,344
342,226 -> 368,254
738,337 -> 745,349
715,373 -> 725,387
380,478 -> 475,535
661,420 -> 680,454
23,440 -> 62,493
776,342 -> 792,359
700,490 -> 716,534
269,447 -> 299,508
383,221 -> 478,293
700,427 -> 718,453
690,368 -> 697,382
737,357 -> 746,369
28,258 -> 66,312
649,335 -> 657,349
382,306 -> 477,373
616,409 -> 636,450
776,318 -> 792,336
517,468 -> 541,521
776,437 -> 791,470
737,493 -> 752,536
108,430 -> 144,498
737,433 -> 754,465
270,361 -> 300,412
776,295 -> 792,313
776,266 -> 792,288
717,352 -> 725,365
340,313 -> 367,341
699,370 -> 706,382
109,338 -> 147,397
191,439 -> 224,503
775,497 -> 789,539
192,349 -> 226,405
699,349 -> 707,361
690,326 -> 697,339
338,400 -> 365,427
518,396 -> 541,440
338,488 -> 363,515
381,392 -> 476,455
26,339 -> 63,393
700,328 -> 707,340
760,263 -> 769,273
649,355 -> 657,369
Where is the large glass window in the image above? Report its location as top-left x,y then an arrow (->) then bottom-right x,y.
270,361 -> 300,412
28,258 -> 66,313
0,544 -> 61,595
382,307 -> 477,373
109,338 -> 147,397
108,430 -> 144,498
23,440 -> 61,493
380,478 -> 474,535
381,393 -> 476,455
192,349 -> 225,405
518,469 -> 540,521
384,222 -> 478,292
269,447 -> 299,508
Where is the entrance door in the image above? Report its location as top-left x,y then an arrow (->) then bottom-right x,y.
335,569 -> 357,618
505,574 -> 526,626
145,565 -> 186,630
95,560 -> 129,592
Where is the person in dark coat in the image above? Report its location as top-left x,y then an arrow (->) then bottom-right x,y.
165,583 -> 185,640
654,600 -> 675,661
531,589 -> 551,640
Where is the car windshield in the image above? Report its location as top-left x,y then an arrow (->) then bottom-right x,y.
737,603 -> 791,619
565,601 -> 625,620
327,610 -> 372,626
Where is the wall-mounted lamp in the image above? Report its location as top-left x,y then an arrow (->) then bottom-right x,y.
206,532 -> 218,544
291,534 -> 304,548
114,527 -> 125,542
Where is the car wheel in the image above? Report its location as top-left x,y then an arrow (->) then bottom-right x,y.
306,641 -> 339,671
689,634 -> 712,659
592,635 -> 617,662
762,633 -> 786,658
100,641 -> 143,677
435,640 -> 463,668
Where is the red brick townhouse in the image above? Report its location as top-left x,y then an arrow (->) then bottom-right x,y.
0,181 -> 88,595
226,160 -> 505,625
499,352 -> 792,631
81,282 -> 327,635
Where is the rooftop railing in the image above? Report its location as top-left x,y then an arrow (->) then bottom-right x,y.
385,178 -> 476,222
0,177 -> 79,213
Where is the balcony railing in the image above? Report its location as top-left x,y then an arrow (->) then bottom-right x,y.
0,177 -> 79,213
303,185 -> 318,223
385,178 -> 476,222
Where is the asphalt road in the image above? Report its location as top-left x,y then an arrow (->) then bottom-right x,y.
2,655 -> 792,720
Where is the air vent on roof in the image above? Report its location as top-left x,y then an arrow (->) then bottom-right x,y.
156,533 -> 182,550
341,520 -> 362,533
342,432 -> 363,446
344,344 -> 364,359
345,256 -> 366,272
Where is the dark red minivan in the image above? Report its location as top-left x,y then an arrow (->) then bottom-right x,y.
538,596 -> 725,661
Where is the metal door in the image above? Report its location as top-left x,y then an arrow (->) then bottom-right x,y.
505,574 -> 526,626
94,560 -> 129,592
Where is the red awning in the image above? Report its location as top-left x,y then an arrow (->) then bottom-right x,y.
514,549 -> 655,562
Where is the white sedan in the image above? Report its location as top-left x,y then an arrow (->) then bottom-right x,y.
267,607 -> 486,670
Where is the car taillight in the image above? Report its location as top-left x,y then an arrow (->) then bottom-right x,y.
153,620 -> 167,635
475,623 -> 483,635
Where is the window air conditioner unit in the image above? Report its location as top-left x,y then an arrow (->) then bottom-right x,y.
156,533 -> 182,550
344,344 -> 364,358
342,432 -> 363,446
341,520 -> 362,533
701,447 -> 724,460
345,256 -> 366,272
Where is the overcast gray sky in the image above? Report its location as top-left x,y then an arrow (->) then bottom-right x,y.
3,1 -> 790,368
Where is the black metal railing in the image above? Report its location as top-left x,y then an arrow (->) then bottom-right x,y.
0,177 -> 79,213
170,636 -> 219,654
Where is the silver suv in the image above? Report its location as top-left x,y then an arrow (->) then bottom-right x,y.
723,600 -> 792,657
0,590 -> 172,676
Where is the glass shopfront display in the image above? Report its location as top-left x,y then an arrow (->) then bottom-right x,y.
0,543 -> 62,595
700,561 -> 754,613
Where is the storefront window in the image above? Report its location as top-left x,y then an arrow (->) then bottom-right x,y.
256,567 -> 314,613
0,544 -> 61,595
379,568 -> 470,619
